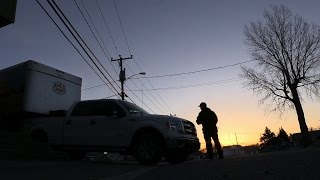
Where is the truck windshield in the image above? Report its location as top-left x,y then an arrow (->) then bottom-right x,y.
119,101 -> 150,115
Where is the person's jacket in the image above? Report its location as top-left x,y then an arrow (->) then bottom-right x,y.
196,107 -> 218,133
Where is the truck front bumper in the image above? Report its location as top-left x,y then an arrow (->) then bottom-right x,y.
165,137 -> 200,153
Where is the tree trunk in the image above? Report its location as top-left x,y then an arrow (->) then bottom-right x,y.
291,87 -> 313,147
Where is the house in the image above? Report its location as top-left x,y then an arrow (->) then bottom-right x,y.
291,130 -> 320,147
222,145 -> 245,157
242,144 -> 260,155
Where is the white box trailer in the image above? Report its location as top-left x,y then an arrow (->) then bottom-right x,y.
0,60 -> 82,130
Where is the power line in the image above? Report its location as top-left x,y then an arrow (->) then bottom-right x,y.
111,0 -> 172,113
79,0 -> 153,112
125,59 -> 254,113
79,0 -> 158,113
35,0 -> 111,95
95,0 -> 120,55
75,0 -> 112,59
81,73 -> 166,113
122,60 -> 254,111
112,0 -> 132,55
132,60 -> 255,79
76,0 -> 143,107
36,0 -> 121,97
82,79 -> 118,91
143,74 -> 172,113
125,60 -> 171,113
124,84 -> 156,114
82,60 -> 251,90
126,79 -> 166,114
128,78 -> 241,91
38,0 -> 168,113
46,0 -> 121,97
51,0 -> 120,91
74,0 -> 119,76
84,77 -> 241,92
124,64 -> 168,113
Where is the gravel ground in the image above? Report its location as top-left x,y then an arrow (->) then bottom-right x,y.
1,147 -> 320,180
133,146 -> 320,180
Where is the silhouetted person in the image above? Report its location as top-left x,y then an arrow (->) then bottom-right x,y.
196,102 -> 224,159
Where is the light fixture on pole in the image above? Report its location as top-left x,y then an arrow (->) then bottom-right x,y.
126,72 -> 146,80
123,72 -> 146,100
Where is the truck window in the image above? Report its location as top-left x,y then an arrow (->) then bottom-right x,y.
71,101 -> 105,116
104,101 -> 125,116
71,101 -> 125,117
118,101 -> 150,115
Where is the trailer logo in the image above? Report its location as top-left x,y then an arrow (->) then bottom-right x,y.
52,81 -> 66,95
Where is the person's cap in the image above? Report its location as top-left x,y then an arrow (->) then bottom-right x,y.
198,102 -> 207,108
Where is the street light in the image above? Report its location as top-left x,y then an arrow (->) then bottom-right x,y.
126,72 -> 146,80
121,72 -> 146,100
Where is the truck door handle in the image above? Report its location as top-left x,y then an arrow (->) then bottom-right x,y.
66,120 -> 72,125
90,120 -> 96,125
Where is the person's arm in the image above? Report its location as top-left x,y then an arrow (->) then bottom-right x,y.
196,112 -> 203,124
212,111 -> 218,124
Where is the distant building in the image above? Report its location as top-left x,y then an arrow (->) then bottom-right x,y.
291,130 -> 320,147
0,0 -> 17,28
223,145 -> 245,157
189,145 -> 260,159
242,144 -> 260,155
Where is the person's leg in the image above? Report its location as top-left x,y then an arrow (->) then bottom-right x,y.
204,134 -> 214,159
212,132 -> 224,159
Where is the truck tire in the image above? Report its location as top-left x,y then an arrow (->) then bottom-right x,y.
134,133 -> 164,165
68,151 -> 86,160
165,151 -> 188,164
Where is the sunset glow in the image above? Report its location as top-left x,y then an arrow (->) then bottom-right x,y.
1,0 -> 319,149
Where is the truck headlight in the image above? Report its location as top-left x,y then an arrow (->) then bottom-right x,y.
166,120 -> 184,133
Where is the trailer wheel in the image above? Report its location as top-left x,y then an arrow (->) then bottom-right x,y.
134,133 -> 164,165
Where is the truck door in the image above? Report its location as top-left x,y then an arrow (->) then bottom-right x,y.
63,101 -> 111,146
62,101 -> 129,147
93,101 -> 129,147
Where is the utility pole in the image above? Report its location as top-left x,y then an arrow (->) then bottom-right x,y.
235,133 -> 239,146
235,133 -> 240,155
111,55 -> 133,100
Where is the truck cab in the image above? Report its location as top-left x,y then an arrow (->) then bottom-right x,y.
31,99 -> 200,165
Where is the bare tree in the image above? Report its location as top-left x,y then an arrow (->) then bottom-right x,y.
242,5 -> 320,146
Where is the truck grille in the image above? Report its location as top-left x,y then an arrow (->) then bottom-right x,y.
183,121 -> 197,135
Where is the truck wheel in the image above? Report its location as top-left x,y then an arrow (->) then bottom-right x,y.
134,133 -> 164,165
68,151 -> 86,160
165,151 -> 188,164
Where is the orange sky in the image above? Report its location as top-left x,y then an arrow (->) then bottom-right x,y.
175,83 -> 320,149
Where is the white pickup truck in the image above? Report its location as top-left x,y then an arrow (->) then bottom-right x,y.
30,99 -> 200,165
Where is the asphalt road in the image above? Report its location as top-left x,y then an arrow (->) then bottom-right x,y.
1,147 -> 320,180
